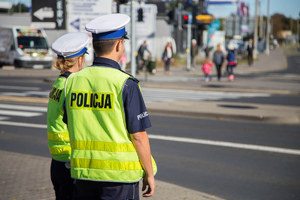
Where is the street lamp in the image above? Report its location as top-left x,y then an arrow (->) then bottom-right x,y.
130,0 -> 136,77
265,0 -> 270,55
253,0 -> 259,59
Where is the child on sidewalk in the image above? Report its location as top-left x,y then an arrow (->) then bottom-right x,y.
202,57 -> 213,82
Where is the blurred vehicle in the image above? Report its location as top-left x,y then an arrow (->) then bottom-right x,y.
0,26 -> 52,68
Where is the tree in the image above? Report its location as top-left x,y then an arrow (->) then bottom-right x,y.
12,3 -> 28,13
271,13 -> 298,40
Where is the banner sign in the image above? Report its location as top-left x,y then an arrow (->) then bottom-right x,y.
207,20 -> 221,45
67,0 -> 112,32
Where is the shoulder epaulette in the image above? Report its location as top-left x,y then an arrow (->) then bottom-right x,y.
119,70 -> 139,83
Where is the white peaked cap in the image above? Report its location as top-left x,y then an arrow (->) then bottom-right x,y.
85,14 -> 130,39
52,32 -> 89,58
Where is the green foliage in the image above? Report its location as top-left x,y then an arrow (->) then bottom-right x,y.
12,3 -> 28,13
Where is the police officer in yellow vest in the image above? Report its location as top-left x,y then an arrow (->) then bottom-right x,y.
47,32 -> 89,200
64,14 -> 157,199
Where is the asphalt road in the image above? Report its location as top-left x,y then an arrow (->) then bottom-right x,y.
0,101 -> 299,200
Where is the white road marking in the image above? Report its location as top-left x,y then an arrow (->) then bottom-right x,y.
0,116 -> 9,120
0,104 -> 47,112
0,91 -> 49,97
0,85 -> 40,90
0,109 -> 42,117
0,119 -> 299,156
0,121 -> 46,128
148,134 -> 300,156
141,88 -> 271,103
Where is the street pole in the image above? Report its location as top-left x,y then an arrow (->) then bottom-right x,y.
186,13 -> 192,71
130,0 -> 136,77
253,0 -> 259,60
265,0 -> 270,55
259,1 -> 263,39
298,17 -> 300,47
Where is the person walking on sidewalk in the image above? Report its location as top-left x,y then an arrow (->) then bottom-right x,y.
202,57 -> 213,82
136,41 -> 151,74
226,44 -> 237,81
191,39 -> 198,69
162,41 -> 174,74
247,39 -> 254,66
212,44 -> 224,81
47,32 -> 89,200
64,14 -> 157,200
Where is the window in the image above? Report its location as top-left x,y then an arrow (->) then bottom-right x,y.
17,36 -> 48,49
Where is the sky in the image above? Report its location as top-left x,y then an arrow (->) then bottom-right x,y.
207,0 -> 300,19
1,0 -> 300,19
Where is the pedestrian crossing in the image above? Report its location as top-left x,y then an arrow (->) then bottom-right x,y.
0,88 -> 271,123
141,88 -> 270,103
0,103 -> 46,120
0,85 -> 49,98
0,86 -> 271,103
0,91 -> 49,98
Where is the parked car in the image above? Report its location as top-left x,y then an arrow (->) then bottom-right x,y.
0,26 -> 52,68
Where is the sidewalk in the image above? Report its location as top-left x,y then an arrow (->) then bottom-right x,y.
0,150 -> 224,200
137,48 -> 292,94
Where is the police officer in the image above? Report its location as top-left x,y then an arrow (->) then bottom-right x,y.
64,14 -> 157,200
47,32 -> 89,200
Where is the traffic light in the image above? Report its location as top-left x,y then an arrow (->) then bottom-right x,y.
184,0 -> 193,9
167,9 -> 175,24
115,0 -> 129,4
138,8 -> 143,22
183,14 -> 189,25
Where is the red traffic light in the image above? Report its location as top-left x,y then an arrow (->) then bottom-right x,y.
183,15 -> 188,21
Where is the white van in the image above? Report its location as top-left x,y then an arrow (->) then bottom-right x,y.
0,26 -> 52,68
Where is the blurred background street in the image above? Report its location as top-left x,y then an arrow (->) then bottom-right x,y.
0,0 -> 300,200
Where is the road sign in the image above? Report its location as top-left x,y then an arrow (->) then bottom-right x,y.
196,14 -> 213,24
188,13 -> 192,24
66,0 -> 112,32
31,0 -> 66,30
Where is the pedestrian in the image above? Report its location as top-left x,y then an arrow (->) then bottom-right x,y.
47,32 -> 89,200
120,52 -> 127,71
191,39 -> 198,70
247,39 -> 254,66
202,57 -> 213,82
64,14 -> 157,200
204,46 -> 210,58
212,44 -> 224,81
226,44 -> 237,81
137,40 -> 151,74
162,41 -> 174,74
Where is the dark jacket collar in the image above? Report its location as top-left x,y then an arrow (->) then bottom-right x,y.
91,56 -> 139,83
92,57 -> 121,70
60,71 -> 72,78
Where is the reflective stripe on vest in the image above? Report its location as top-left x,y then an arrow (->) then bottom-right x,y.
65,67 -> 157,182
47,76 -> 71,161
49,146 -> 71,156
72,140 -> 136,152
48,132 -> 70,141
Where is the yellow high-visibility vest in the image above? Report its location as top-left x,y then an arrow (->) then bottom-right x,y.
47,76 -> 71,161
65,67 -> 157,182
